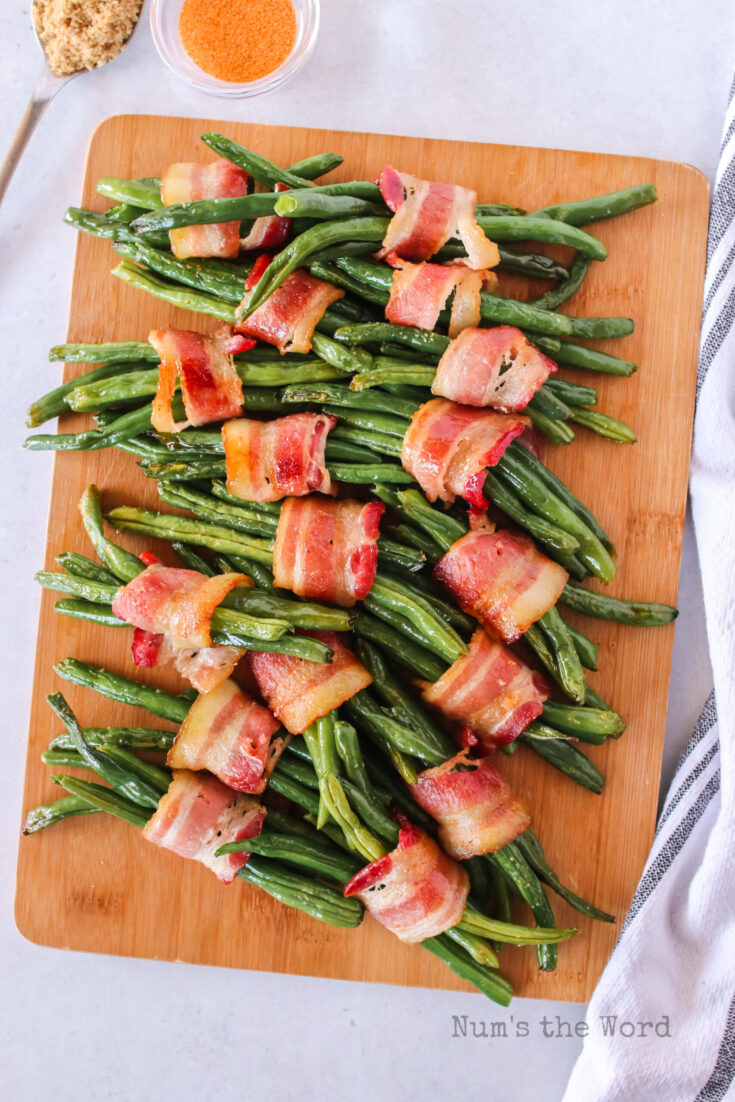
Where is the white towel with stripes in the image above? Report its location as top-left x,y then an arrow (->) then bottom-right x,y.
562,74 -> 735,1102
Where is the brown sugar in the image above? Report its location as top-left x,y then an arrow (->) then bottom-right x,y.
179,0 -> 297,83
33,0 -> 142,77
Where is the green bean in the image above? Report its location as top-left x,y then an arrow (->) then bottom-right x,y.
64,207 -> 144,243
340,779 -> 399,846
527,406 -> 576,445
101,746 -> 171,795
107,504 -> 275,563
486,843 -> 558,971
538,607 -> 587,704
366,574 -> 467,664
343,692 -> 447,767
568,407 -> 637,444
275,191 -> 385,219
529,255 -> 590,310
507,442 -> 614,553
517,831 -> 615,922
583,683 -> 611,711
113,239 -> 245,303
541,701 -> 625,739
49,341 -> 159,365
131,193 -> 279,235
483,472 -> 583,568
309,258 -> 391,308
534,335 -> 637,377
354,639 -> 455,759
334,322 -> 450,358
477,215 -> 607,260
528,387 -> 572,422
521,730 -> 604,793
54,599 -> 126,628
241,219 -> 389,317
52,775 -> 152,829
423,935 -> 513,1006
496,451 -> 616,582
285,153 -> 344,179
57,551 -> 121,586
25,403 -> 156,453
157,482 -> 278,537
566,622 -> 598,670
49,725 -> 176,752
480,290 -> 633,340
97,176 -> 162,209
47,693 -> 162,808
27,361 -> 140,427
445,926 -> 501,969
112,260 -> 236,322
545,378 -> 598,407
311,331 -> 374,374
54,658 -> 193,723
23,793 -> 99,834
268,768 -> 320,815
496,248 -> 571,281
329,462 -> 414,485
457,911 -> 576,946
283,380 -> 417,420
80,485 -> 144,582
532,183 -> 658,227
560,583 -> 678,626
200,132 -> 326,189
349,359 -> 436,391
218,833 -> 360,884
378,562 -> 474,632
238,855 -> 364,928
393,488 -> 466,552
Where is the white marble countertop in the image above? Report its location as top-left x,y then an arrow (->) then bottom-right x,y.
1,3 -> 731,1098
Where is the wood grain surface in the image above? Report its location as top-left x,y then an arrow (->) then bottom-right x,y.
15,115 -> 709,1002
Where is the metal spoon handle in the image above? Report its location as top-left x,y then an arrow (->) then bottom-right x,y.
0,67 -> 71,206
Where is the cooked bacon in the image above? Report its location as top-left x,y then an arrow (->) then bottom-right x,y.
234,269 -> 344,354
161,158 -> 251,259
149,327 -> 243,435
168,678 -> 285,793
377,166 -> 499,270
112,565 -> 248,692
272,497 -> 384,606
412,752 -> 531,858
143,770 -> 265,883
401,398 -> 528,507
422,629 -> 549,749
433,326 -> 557,411
248,631 -> 372,734
433,531 -> 569,642
223,412 -> 336,503
241,182 -> 291,251
343,822 -> 469,942
385,259 -> 486,338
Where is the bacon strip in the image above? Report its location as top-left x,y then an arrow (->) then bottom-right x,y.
168,678 -> 285,793
412,752 -> 531,858
343,822 -> 469,942
248,631 -> 372,734
241,182 -> 291,251
143,770 -> 265,883
401,398 -> 528,508
161,158 -> 251,259
385,259 -> 488,338
378,166 -> 499,270
235,270 -> 344,354
273,497 -> 384,606
422,629 -> 549,749
223,412 -> 337,503
433,531 -> 569,643
112,565 -> 248,692
149,327 -> 244,435
433,326 -> 557,410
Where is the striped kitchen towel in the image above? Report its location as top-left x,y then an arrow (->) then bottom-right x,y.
562,74 -> 735,1102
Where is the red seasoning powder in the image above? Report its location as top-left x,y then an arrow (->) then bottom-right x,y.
179,0 -> 297,83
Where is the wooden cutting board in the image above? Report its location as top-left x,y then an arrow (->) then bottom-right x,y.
15,115 -> 709,1003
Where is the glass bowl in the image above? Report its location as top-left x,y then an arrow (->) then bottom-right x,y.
149,0 -> 320,98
